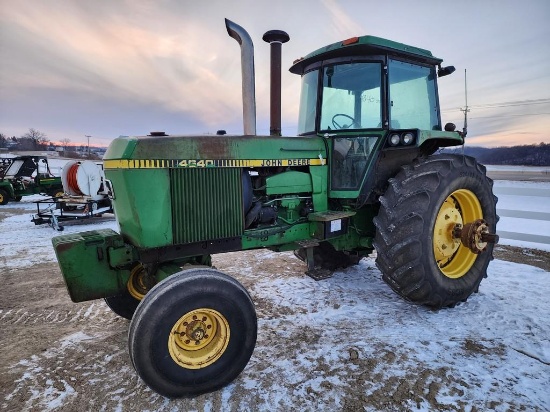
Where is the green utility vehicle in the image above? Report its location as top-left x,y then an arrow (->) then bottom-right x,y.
0,156 -> 64,205
52,19 -> 498,397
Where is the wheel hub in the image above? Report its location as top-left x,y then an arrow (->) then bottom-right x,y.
433,197 -> 463,260
168,308 -> 230,369
433,189 -> 490,279
453,219 -> 499,254
180,318 -> 211,347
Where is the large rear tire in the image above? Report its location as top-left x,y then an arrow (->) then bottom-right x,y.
128,268 -> 257,398
373,155 -> 498,308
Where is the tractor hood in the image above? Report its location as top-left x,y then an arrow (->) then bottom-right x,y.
103,135 -> 326,169
104,134 -> 326,167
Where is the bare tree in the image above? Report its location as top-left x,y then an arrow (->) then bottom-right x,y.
60,138 -> 71,156
21,128 -> 49,150
0,133 -> 6,148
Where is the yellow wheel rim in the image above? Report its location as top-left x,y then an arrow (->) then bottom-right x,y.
168,308 -> 230,369
127,265 -> 148,300
433,189 -> 482,279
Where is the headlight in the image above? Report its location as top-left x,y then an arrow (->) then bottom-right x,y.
389,134 -> 400,146
402,132 -> 414,145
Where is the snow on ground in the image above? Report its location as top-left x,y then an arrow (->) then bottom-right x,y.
238,254 -> 550,410
487,165 -> 550,173
0,195 -> 118,269
1,183 -> 549,411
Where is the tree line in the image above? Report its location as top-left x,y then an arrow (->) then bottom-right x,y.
442,143 -> 550,166
0,128 -> 52,151
0,129 -> 99,160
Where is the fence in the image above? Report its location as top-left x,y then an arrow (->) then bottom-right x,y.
494,186 -> 550,245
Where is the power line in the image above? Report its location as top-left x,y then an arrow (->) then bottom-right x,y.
468,112 -> 550,120
442,98 -> 550,113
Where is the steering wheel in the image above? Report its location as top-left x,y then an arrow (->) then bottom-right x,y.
332,113 -> 358,129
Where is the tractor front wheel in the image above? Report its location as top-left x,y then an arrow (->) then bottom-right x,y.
373,154 -> 498,308
128,268 -> 257,397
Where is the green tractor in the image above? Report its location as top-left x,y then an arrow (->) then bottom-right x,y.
0,155 -> 64,205
52,19 -> 498,397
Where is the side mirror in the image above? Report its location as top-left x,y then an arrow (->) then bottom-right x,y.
438,66 -> 456,77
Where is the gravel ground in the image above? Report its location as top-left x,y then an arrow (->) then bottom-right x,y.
1,203 -> 548,411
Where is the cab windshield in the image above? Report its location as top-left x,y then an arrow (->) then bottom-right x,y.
297,62 -> 382,135
320,62 -> 382,132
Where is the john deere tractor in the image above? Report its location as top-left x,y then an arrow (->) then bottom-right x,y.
52,19 -> 498,397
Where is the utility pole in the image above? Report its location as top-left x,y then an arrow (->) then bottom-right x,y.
85,135 -> 91,157
460,69 -> 469,138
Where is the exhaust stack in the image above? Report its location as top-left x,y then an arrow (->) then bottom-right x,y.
225,19 -> 256,136
263,30 -> 290,136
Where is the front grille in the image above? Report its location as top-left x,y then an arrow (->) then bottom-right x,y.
170,168 -> 243,244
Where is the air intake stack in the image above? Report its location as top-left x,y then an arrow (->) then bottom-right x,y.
263,30 -> 290,136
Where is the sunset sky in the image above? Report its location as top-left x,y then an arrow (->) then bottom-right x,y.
1,0 -> 549,148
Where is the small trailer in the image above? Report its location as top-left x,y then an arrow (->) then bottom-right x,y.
32,160 -> 113,230
32,195 -> 112,231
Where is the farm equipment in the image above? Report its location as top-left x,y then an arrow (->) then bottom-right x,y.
0,157 -> 14,177
52,19 -> 498,397
0,156 -> 64,205
31,160 -> 113,230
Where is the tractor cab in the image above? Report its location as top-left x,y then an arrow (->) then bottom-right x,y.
290,36 -> 460,197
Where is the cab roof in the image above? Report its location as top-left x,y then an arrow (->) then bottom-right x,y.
289,35 -> 443,74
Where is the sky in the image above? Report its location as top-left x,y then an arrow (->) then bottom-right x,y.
1,0 -> 549,148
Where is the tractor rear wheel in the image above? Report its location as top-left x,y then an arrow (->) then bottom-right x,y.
373,154 -> 498,308
128,268 -> 257,398
0,189 -> 9,205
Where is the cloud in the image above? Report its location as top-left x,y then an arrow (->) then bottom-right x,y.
1,0 -> 548,146
320,0 -> 365,39
0,1 -> 245,136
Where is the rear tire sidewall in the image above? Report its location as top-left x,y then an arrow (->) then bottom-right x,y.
129,269 -> 257,398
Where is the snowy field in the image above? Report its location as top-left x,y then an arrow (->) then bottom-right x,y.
0,184 -> 549,410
